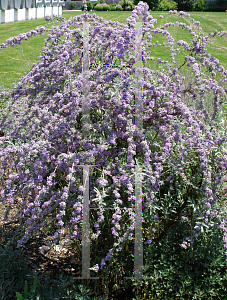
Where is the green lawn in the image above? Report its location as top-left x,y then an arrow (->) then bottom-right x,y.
0,11 -> 227,90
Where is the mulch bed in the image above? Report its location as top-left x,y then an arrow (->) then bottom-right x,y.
0,198 -> 83,281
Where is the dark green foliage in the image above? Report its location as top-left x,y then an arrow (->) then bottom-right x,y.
0,245 -> 33,300
130,219 -> 227,299
174,0 -> 194,11
0,243 -> 96,299
69,1 -> 77,10
86,1 -> 93,11
15,275 -> 38,300
156,0 -> 178,11
217,0 -> 227,4
119,0 -> 134,10
193,0 -> 207,11
205,4 -> 226,11
133,0 -> 160,10
109,4 -> 117,10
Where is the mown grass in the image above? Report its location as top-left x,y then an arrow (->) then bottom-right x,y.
0,19 -> 56,90
0,11 -> 227,89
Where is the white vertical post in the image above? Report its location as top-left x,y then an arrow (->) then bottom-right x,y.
82,17 -> 97,279
74,6 -> 97,281
82,20 -> 90,139
134,24 -> 144,279
82,164 -> 90,278
81,17 -> 92,279
135,163 -> 143,279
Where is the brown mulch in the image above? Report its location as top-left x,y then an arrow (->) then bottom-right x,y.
0,198 -> 83,281
0,198 -> 118,298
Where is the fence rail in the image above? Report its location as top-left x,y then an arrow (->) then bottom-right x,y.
0,0 -> 65,23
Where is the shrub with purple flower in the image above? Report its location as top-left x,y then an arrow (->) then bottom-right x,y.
0,2 -> 227,272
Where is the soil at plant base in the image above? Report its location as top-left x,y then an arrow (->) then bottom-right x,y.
0,198 -> 83,280
0,199 -> 135,299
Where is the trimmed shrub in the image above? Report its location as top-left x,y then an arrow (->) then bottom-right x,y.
70,1 -> 77,10
109,3 -> 116,10
193,0 -> 207,11
92,0 -> 105,8
94,4 -> 103,10
86,1 -> 94,11
119,0 -> 133,10
103,4 -> 110,10
156,0 -> 178,11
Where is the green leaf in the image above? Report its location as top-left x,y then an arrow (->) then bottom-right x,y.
30,275 -> 38,294
24,280 -> 28,295
15,292 -> 24,300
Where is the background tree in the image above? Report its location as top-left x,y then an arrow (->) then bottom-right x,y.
174,0 -> 194,11
133,0 -> 160,10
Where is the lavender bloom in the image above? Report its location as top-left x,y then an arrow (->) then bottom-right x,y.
194,21 -> 200,26
101,259 -> 106,266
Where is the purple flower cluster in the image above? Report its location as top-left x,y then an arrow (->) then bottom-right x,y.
1,2 -> 227,270
45,14 -> 63,22
178,10 -> 190,18
169,10 -> 177,14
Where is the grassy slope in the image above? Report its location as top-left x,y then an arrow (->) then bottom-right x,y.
0,19 -> 49,90
0,11 -> 227,89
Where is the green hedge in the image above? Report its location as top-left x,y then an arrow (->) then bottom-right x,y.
103,4 -> 110,10
119,0 -> 133,10
205,4 -> 226,11
94,4 -> 103,10
69,1 -> 77,10
109,3 -> 117,10
156,0 -> 178,11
